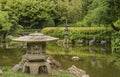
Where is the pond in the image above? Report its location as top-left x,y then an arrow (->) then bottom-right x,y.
0,43 -> 120,77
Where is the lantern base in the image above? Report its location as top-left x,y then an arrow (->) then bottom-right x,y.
23,61 -> 51,75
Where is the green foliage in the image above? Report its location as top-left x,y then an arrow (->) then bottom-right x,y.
20,29 -> 41,35
111,32 -> 120,53
110,32 -> 120,63
76,21 -> 85,27
0,1 -> 23,34
0,0 -> 23,46
54,0 -> 83,24
42,27 -> 112,40
114,19 -> 120,29
114,19 -> 120,26
1,0 -> 120,28
81,0 -> 92,19
81,0 -> 120,26
6,0 -> 56,28
76,21 -> 106,27
5,0 -> 85,27
0,11 -> 12,31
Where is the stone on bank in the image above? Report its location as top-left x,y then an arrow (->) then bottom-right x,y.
0,69 -> 3,75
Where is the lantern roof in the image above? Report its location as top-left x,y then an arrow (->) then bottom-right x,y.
13,32 -> 59,42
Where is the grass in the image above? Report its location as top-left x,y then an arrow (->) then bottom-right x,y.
0,67 -> 76,77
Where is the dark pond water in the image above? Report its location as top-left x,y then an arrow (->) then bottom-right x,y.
0,43 -> 120,77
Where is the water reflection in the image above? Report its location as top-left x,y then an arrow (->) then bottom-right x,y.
100,47 -> 107,52
63,43 -> 69,55
0,43 -> 120,77
0,48 -> 25,66
90,56 -> 102,68
89,45 -> 111,55
88,45 -> 103,68
89,46 -> 95,53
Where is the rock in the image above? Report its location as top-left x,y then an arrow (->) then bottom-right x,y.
12,64 -> 22,72
79,39 -> 85,44
71,56 -> 80,61
82,74 -> 90,77
68,65 -> 90,77
100,40 -> 107,45
47,59 -> 51,64
0,69 -> 3,75
68,65 -> 86,77
47,58 -> 61,69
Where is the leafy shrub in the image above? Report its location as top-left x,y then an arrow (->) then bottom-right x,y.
114,19 -> 120,29
42,27 -> 112,40
110,31 -> 120,63
112,31 -> 120,53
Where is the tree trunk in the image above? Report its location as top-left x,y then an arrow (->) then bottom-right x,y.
1,31 -> 7,49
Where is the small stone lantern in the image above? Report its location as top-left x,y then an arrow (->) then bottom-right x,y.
13,32 -> 58,75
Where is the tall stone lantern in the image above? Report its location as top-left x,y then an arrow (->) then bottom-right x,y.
64,19 -> 69,44
13,32 -> 58,75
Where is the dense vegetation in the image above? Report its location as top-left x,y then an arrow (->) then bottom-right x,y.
42,27 -> 112,40
0,0 -> 119,48
111,32 -> 120,59
0,0 -> 120,35
0,0 -> 119,28
3,0 -> 83,28
0,0 -> 120,77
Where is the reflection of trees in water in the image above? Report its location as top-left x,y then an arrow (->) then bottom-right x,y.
89,44 -> 108,53
89,46 -> 95,53
110,48 -> 120,65
0,48 -> 25,66
89,38 -> 96,53
90,56 -> 103,68
100,47 -> 107,52
88,38 -> 110,53
63,43 -> 69,55
88,41 -> 103,68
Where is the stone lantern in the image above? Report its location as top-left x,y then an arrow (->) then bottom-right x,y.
13,32 -> 58,75
64,20 -> 69,44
